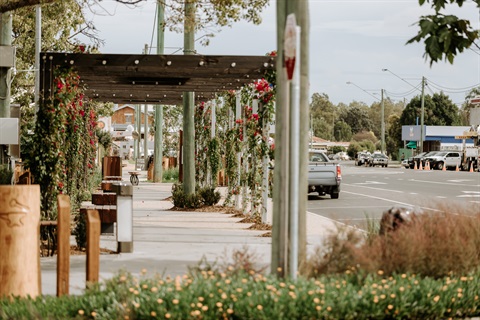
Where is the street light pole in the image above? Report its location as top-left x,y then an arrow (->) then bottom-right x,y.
420,76 -> 425,152
381,89 -> 385,154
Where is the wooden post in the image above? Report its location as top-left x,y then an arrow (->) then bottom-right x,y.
0,185 -> 41,298
56,194 -> 70,296
86,210 -> 100,286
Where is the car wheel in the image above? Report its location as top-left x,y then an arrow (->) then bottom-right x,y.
331,192 -> 339,199
437,162 -> 444,171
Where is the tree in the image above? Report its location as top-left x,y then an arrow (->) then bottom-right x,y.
386,114 -> 402,159
334,120 -> 352,142
460,86 -> 480,125
400,92 -> 460,127
339,102 -> 372,135
310,92 -> 336,140
408,0 -> 480,65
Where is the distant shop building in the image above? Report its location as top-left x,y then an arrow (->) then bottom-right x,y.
401,125 -> 475,152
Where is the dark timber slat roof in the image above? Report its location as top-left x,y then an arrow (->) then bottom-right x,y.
40,52 -> 276,104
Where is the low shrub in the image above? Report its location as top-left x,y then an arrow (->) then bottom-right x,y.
171,184 -> 221,208
305,203 -> 480,279
1,269 -> 479,319
197,186 -> 221,206
162,167 -> 179,182
0,164 -> 13,185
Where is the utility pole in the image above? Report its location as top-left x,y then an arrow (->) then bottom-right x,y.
381,89 -> 385,154
0,11 -> 12,163
420,76 -> 425,152
153,0 -> 165,182
183,0 -> 195,195
272,0 -> 309,278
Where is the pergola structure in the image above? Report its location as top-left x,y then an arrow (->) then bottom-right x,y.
39,52 -> 276,104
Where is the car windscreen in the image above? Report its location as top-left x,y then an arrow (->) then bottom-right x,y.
309,152 -> 329,162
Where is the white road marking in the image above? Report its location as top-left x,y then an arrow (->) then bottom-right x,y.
342,190 -> 442,212
409,179 -> 480,187
343,183 -> 404,193
355,181 -> 387,185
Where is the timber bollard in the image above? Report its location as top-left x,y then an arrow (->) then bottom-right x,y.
86,209 -> 101,286
0,185 -> 41,298
57,195 -> 71,296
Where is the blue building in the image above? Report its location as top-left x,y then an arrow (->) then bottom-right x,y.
401,125 -> 475,153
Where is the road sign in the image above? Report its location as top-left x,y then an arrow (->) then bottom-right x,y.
284,14 -> 297,80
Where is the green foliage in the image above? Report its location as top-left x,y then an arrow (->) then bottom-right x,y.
347,140 -> 375,158
162,167 -> 179,182
171,183 -> 202,209
400,92 -> 460,127
197,186 -> 221,206
339,103 -> 373,135
408,13 -> 479,65
1,268 -> 480,319
329,146 -> 346,154
0,164 -> 13,185
171,183 -> 221,208
96,129 -> 113,154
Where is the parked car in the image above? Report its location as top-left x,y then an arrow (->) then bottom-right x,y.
405,152 -> 427,169
425,151 -> 462,170
355,152 -> 371,166
368,153 -> 389,167
308,150 -> 342,199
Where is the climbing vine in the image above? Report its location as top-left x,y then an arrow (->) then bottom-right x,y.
26,67 -> 98,227
193,62 -> 276,220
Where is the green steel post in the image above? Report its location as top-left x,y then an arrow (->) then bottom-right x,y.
183,0 -> 195,195
153,1 -> 165,182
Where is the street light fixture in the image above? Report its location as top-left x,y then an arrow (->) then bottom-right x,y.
346,81 -> 381,101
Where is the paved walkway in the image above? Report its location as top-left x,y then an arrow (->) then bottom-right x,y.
40,162 -> 338,295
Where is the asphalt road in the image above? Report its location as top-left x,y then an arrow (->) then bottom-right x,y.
307,161 -> 480,230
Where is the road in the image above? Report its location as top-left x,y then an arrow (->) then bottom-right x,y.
307,161 -> 480,230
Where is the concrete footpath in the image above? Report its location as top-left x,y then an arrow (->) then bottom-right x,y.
40,163 -> 338,295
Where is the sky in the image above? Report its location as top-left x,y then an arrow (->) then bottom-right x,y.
78,0 -> 480,107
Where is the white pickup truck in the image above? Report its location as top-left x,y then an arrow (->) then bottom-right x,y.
308,150 -> 342,199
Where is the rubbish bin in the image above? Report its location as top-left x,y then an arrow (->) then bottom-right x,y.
111,182 -> 133,253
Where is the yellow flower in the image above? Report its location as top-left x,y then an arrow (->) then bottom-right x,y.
289,284 -> 295,290
390,294 -> 396,298
165,313 -> 171,319
128,287 -> 134,293
460,276 -> 468,281
277,267 -> 282,272
78,310 -> 84,315
225,279 -> 231,284
150,311 -> 157,317
227,308 -> 234,314
399,287 -> 405,292
433,295 -> 440,303
236,288 -> 243,293
142,284 -> 148,289
457,288 -> 463,292
221,293 -> 227,299
279,282 -> 286,288
119,276 -> 127,282
151,287 -> 158,293
247,292 -> 252,297
133,290 -> 139,295
377,270 -> 384,275
380,294 -> 386,299
141,268 -> 147,275
91,311 -> 97,317
373,296 -> 379,303
401,274 -> 407,278
387,305 -> 394,310
327,306 -> 332,312
313,297 -> 320,304
257,305 -> 263,311
196,302 -> 203,308
457,293 -> 463,298
315,306 -> 322,311
157,298 -> 164,304
202,306 -> 208,311
216,302 -> 223,308
198,296 -> 204,302
372,283 -> 378,288
172,299 -> 179,305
